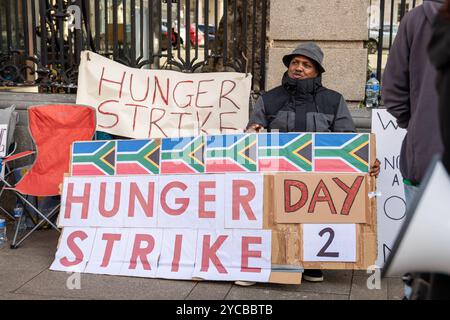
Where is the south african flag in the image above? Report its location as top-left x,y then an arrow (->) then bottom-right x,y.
71,141 -> 116,176
160,136 -> 205,174
206,134 -> 257,173
314,133 -> 370,173
116,139 -> 160,175
258,133 -> 312,172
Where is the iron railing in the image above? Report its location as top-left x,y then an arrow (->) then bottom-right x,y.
0,0 -> 268,93
367,0 -> 420,82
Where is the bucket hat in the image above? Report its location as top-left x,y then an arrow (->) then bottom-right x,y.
282,42 -> 326,74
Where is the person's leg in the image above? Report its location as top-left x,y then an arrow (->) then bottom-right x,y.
402,184 -> 421,299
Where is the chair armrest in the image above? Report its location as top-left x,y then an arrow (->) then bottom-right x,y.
3,150 -> 35,163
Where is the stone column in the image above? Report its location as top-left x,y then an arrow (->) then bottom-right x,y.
267,0 -> 370,109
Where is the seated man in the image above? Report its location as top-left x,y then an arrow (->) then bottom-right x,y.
245,42 -> 380,283
247,42 -> 354,134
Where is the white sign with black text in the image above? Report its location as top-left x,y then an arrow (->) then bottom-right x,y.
371,109 -> 407,267
302,224 -> 356,262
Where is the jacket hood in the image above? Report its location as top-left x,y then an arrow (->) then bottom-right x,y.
423,0 -> 444,23
281,72 -> 322,97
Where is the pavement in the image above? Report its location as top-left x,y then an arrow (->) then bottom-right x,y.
0,225 -> 404,301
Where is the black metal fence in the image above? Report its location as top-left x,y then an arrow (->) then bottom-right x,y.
0,0 -> 268,93
367,0 -> 420,82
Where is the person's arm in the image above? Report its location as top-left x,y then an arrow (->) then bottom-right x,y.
246,96 -> 268,132
381,15 -> 411,129
332,96 -> 356,132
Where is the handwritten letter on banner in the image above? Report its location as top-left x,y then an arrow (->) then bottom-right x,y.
76,51 -> 252,139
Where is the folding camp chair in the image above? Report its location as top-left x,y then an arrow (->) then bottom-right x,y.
0,105 -> 19,220
0,104 -> 96,248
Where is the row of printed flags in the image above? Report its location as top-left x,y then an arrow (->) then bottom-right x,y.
71,132 -> 370,176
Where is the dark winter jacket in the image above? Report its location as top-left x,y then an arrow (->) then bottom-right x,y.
429,12 -> 450,173
248,72 -> 355,132
382,0 -> 444,184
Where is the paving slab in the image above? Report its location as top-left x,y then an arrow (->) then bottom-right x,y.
0,223 -> 404,301
0,251 -> 52,294
16,269 -> 196,300
0,292 -> 88,300
353,269 -> 374,277
387,277 -> 404,300
226,286 -> 348,300
349,275 -> 388,300
186,281 -> 232,300
14,229 -> 60,246
234,270 -> 352,296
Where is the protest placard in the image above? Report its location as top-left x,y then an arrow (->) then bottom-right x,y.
371,109 -> 407,267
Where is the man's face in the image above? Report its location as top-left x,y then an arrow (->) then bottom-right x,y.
287,55 -> 319,80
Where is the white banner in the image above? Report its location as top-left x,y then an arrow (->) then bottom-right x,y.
371,109 -> 407,267
50,227 -> 272,283
60,174 -> 263,229
76,51 -> 252,139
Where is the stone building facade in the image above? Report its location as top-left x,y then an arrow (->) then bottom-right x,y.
267,0 -> 370,109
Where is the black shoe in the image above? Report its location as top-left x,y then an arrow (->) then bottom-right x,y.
303,269 -> 324,282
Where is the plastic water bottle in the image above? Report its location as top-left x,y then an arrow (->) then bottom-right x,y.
0,218 -> 6,245
13,205 -> 26,236
365,73 -> 380,108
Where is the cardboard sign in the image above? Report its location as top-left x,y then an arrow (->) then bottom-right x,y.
54,132 -> 378,283
76,51 -> 252,139
264,174 -> 377,271
273,173 -> 368,224
371,109 -> 407,267
0,124 -> 7,157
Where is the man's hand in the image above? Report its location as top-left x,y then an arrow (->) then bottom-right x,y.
245,123 -> 263,133
370,158 -> 381,178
